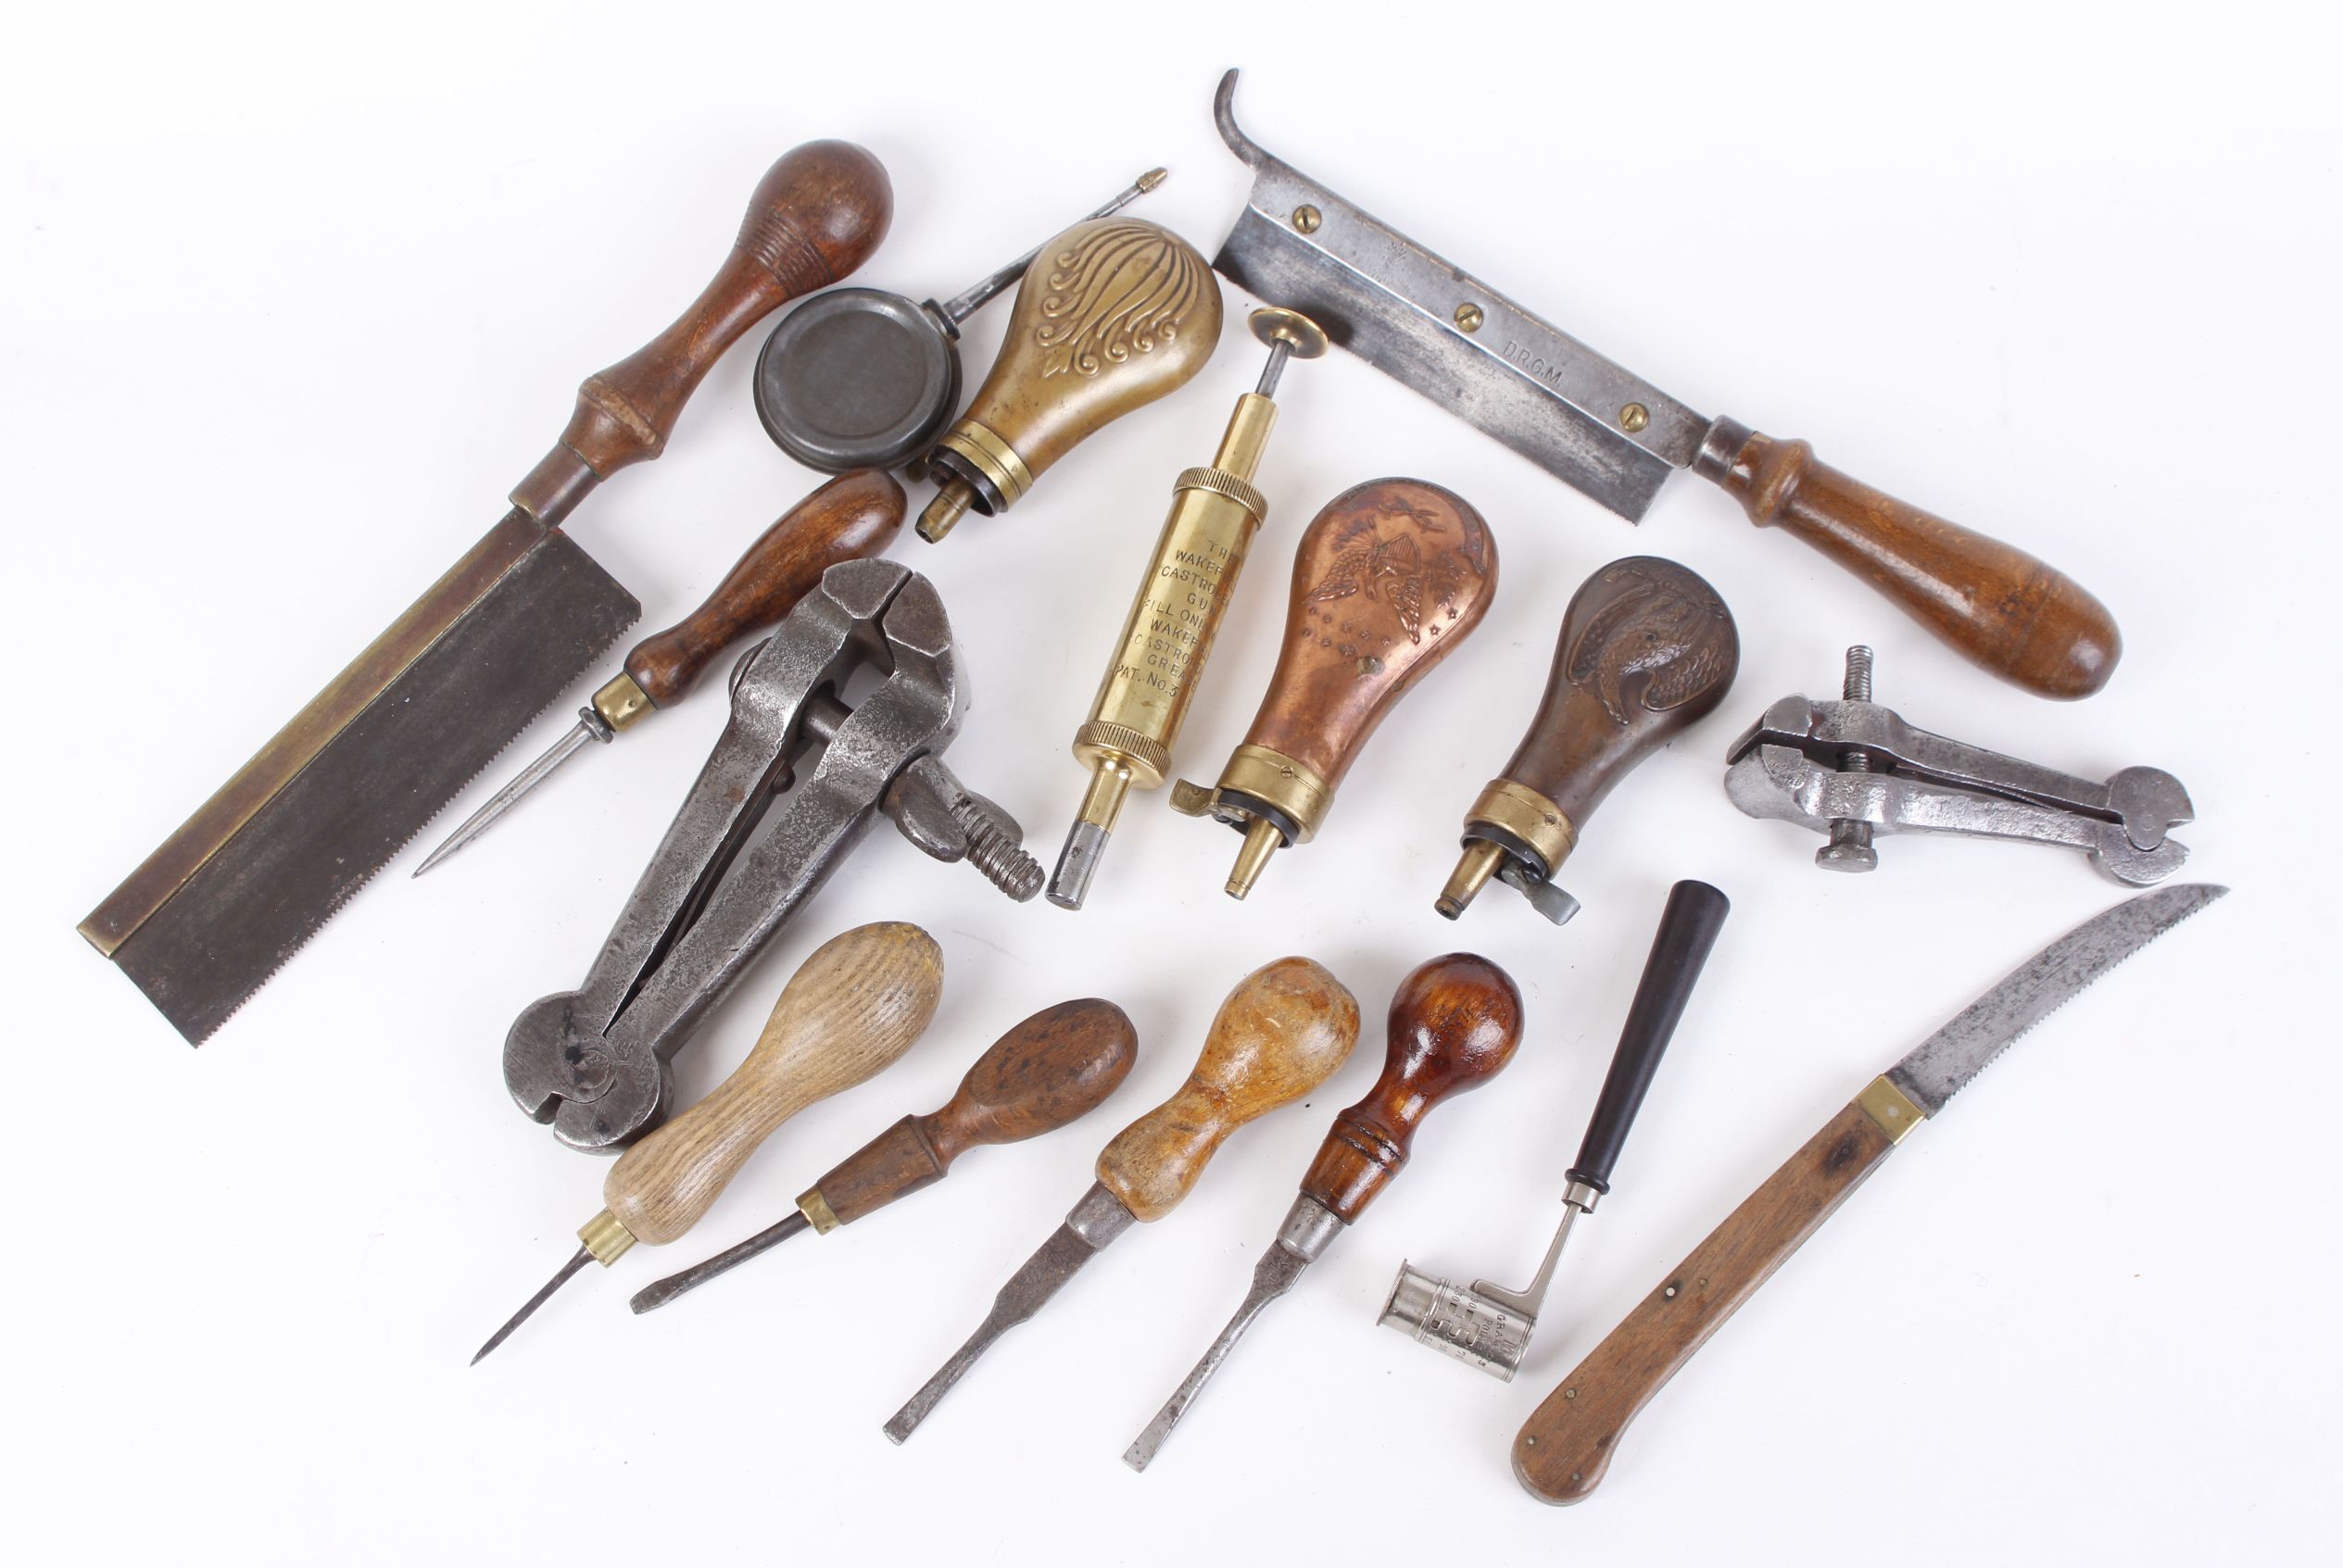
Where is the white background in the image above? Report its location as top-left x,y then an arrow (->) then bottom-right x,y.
6,3 -> 2337,1562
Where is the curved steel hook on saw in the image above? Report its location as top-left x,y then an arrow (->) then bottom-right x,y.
1724,694 -> 2192,885
503,558 -> 1042,1154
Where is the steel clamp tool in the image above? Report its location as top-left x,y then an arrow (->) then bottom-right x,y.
503,558 -> 1041,1153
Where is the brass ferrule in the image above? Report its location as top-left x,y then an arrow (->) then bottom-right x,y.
1463,778 -> 1577,875
1856,1075 -> 1926,1145
577,1208 -> 636,1265
592,671 -> 653,733
797,1185 -> 843,1236
933,420 -> 1034,511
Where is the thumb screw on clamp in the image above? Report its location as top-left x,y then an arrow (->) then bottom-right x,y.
1817,646 -> 1879,872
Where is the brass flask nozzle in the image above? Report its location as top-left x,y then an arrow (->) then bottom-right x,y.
916,217 -> 1225,544
1047,309 -> 1328,910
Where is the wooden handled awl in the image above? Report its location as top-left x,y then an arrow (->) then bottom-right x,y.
1123,954 -> 1524,1471
84,143 -> 892,1043
629,998 -> 1138,1312
1511,884 -> 2225,1504
414,471 -> 905,876
1437,558 -> 1738,925
471,922 -> 942,1364
1172,480 -> 1498,899
882,958 -> 1359,1443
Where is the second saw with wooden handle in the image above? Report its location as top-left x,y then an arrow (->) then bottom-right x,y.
1511,884 -> 2225,1505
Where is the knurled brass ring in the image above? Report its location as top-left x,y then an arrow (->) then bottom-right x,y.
936,420 -> 1034,507
1465,778 -> 1576,874
1217,745 -> 1333,844
1075,720 -> 1174,784
1173,465 -> 1267,522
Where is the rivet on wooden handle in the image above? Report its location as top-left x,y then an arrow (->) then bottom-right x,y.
1302,954 -> 1523,1223
623,470 -> 905,708
1511,1098 -> 1897,1504
1700,424 -> 2120,700
809,998 -> 1139,1228
602,922 -> 942,1247
511,141 -> 894,526
1096,958 -> 1360,1223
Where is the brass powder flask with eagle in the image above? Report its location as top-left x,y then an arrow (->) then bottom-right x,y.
1172,479 -> 1499,898
1436,557 -> 1739,924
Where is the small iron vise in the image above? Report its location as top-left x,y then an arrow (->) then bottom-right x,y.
503,558 -> 1040,1153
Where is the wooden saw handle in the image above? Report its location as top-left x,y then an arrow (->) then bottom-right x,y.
807,998 -> 1139,1227
1301,953 -> 1522,1222
602,922 -> 942,1247
1699,424 -> 2120,700
624,470 -> 904,707
1511,1094 -> 1901,1505
510,141 -> 893,526
1096,958 -> 1360,1223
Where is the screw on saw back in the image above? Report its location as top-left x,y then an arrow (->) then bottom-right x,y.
500,558 -> 1043,1155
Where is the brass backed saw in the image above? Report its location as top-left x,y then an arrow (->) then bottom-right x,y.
80,142 -> 893,1044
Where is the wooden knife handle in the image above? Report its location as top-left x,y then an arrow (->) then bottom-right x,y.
1096,958 -> 1359,1223
1302,953 -> 1522,1223
808,998 -> 1139,1227
1697,422 -> 2119,700
1241,480 -> 1499,791
602,922 -> 941,1247
511,141 -> 893,526
1511,1094 -> 1901,1504
623,470 -> 904,707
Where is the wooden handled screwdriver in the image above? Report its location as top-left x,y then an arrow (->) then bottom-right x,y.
1122,953 -> 1524,1470
630,998 -> 1139,1312
471,922 -> 943,1363
415,470 -> 906,876
882,957 -> 1360,1443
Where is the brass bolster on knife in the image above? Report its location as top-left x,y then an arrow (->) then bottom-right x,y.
1855,1075 -> 1925,1145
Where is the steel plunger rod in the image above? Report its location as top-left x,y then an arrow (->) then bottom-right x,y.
881,957 -> 1360,1442
1124,953 -> 1525,1470
472,922 -> 943,1362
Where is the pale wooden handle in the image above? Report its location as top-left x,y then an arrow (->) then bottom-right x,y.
1096,957 -> 1359,1223
1511,1098 -> 1897,1504
604,922 -> 943,1245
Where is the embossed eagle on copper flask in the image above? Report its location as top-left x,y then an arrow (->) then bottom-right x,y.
1566,558 -> 1737,726
1303,499 -> 1491,645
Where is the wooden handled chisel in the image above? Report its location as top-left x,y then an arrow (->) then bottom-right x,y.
1512,883 -> 2226,1504
80,144 -> 893,1043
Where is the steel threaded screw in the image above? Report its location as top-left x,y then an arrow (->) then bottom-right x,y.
1818,646 -> 1879,872
952,797 -> 1044,901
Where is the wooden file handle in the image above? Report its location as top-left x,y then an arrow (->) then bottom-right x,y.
1699,424 -> 2120,700
808,998 -> 1139,1228
1511,1095 -> 1900,1504
602,922 -> 942,1247
1302,954 -> 1522,1222
511,141 -> 893,527
1096,958 -> 1360,1223
624,470 -> 904,707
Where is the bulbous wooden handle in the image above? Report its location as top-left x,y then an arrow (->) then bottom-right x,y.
602,922 -> 942,1246
623,470 -> 904,707
1701,424 -> 2119,700
512,141 -> 893,525
1096,958 -> 1360,1223
1502,557 -> 1739,826
1241,480 -> 1499,789
1302,953 -> 1523,1223
809,998 -> 1139,1227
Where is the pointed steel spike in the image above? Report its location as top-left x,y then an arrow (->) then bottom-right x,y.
414,716 -> 609,877
472,1246 -> 592,1365
631,1211 -> 811,1314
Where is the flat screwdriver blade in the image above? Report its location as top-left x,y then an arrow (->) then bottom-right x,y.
631,1210 -> 811,1313
1124,1194 -> 1342,1471
884,1183 -> 1134,1443
414,713 -> 607,877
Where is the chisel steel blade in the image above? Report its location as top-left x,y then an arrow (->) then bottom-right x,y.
82,510 -> 638,1042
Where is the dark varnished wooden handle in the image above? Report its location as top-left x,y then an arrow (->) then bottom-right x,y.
1096,958 -> 1360,1223
510,142 -> 892,526
1242,480 -> 1499,789
1302,953 -> 1522,1223
623,470 -> 904,707
1511,1096 -> 1899,1504
1701,425 -> 2120,700
809,998 -> 1139,1227
1501,558 -> 1739,827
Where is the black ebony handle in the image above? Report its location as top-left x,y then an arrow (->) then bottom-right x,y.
1566,880 -> 1729,1194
